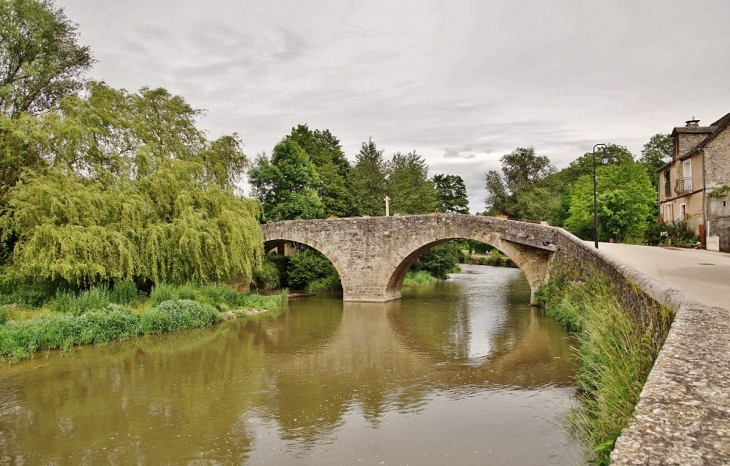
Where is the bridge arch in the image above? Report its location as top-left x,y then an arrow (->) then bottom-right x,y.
261,215 -> 557,303
385,234 -> 547,300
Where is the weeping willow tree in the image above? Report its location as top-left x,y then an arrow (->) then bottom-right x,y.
0,82 -> 263,288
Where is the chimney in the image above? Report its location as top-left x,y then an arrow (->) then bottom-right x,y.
685,117 -> 700,127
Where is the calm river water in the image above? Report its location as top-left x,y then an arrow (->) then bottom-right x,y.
0,264 -> 583,465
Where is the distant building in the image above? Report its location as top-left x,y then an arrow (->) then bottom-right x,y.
657,112 -> 730,252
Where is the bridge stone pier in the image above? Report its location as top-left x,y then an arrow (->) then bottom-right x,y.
261,214 -> 558,303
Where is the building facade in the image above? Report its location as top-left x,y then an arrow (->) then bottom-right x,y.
657,113 -> 730,252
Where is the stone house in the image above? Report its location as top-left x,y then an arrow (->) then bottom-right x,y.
657,112 -> 730,252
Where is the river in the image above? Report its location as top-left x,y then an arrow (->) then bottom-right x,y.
0,264 -> 583,465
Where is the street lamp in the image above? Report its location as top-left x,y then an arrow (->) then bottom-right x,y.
592,144 -> 610,248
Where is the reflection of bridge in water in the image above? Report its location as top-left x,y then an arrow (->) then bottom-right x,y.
0,272 -> 576,463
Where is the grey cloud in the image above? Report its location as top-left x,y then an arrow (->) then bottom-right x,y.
444,148 -> 477,159
350,50 -> 400,65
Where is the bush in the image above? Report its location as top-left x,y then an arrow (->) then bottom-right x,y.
140,299 -> 222,334
149,283 -> 197,306
253,258 -> 280,290
287,247 -> 340,290
50,286 -> 111,315
412,240 -> 462,280
111,280 -> 139,305
644,220 -> 698,246
0,288 -> 52,308
0,305 -> 14,324
402,270 -> 437,286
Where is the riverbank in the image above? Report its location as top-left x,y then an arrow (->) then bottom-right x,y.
536,260 -> 672,465
0,283 -> 287,364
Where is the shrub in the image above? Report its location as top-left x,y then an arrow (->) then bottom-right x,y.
411,240 -> 462,279
0,289 -> 52,308
0,305 -> 14,324
140,299 -> 222,334
50,286 -> 111,315
644,220 -> 698,246
253,259 -> 280,290
111,280 -> 139,305
288,247 -> 339,290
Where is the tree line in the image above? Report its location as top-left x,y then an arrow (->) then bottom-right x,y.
484,136 -> 674,244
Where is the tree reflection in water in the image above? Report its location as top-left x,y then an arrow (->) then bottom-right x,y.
0,265 -> 580,465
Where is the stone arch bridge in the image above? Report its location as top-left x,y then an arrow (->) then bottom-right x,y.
262,215 -> 560,303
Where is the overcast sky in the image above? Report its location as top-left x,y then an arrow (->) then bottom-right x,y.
60,0 -> 730,212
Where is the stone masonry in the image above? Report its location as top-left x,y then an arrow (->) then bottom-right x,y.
262,214 -> 556,303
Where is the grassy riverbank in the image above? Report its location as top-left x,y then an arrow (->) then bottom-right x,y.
0,282 -> 286,364
536,266 -> 672,465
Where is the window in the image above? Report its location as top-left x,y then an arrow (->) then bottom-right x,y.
679,203 -> 686,221
663,171 -> 671,198
664,203 -> 673,222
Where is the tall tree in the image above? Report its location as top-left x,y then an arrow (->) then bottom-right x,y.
285,124 -> 352,217
248,139 -> 324,221
386,151 -> 437,215
432,173 -> 469,214
639,133 -> 673,170
348,139 -> 387,216
485,147 -> 556,220
0,0 -> 94,203
564,159 -> 656,242
1,86 -> 262,286
0,0 -> 93,118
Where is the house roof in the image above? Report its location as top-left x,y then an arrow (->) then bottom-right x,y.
657,111 -> 730,172
682,111 -> 730,158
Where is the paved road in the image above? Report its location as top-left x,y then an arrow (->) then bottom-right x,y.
595,242 -> 730,311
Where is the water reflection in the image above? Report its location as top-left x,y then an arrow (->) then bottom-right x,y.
0,264 -> 581,465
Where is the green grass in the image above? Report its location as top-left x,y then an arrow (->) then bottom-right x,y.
537,268 -> 673,465
402,270 -> 438,286
0,282 -> 287,364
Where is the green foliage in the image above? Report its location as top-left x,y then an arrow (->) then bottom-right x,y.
386,151 -> 438,214
485,147 -> 557,220
708,185 -> 730,198
564,159 -> 656,242
411,241 -> 462,280
0,0 -> 93,118
0,305 -> 140,361
644,220 -> 698,246
50,285 -> 111,315
402,270 -> 438,286
139,299 -> 221,334
432,174 -> 469,214
110,280 -> 139,305
285,124 -> 353,217
639,133 -> 673,171
349,139 -> 387,216
468,249 -> 516,268
253,258 -> 280,290
0,305 -> 14,324
1,82 -> 263,287
287,247 -> 340,290
537,265 -> 673,464
248,139 -> 325,221
0,286 -> 50,307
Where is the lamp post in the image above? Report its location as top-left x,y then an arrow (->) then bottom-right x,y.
592,144 -> 610,249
